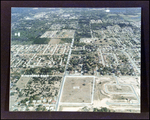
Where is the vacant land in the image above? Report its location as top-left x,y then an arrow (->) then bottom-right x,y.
9,94 -> 18,111
106,84 -> 133,93
40,31 -> 58,38
48,38 -> 61,44
56,29 -> 75,38
118,14 -> 140,22
93,76 -> 140,113
61,77 -> 94,103
16,77 -> 31,89
60,106 -> 83,111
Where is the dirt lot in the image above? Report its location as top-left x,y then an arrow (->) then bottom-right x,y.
40,31 -> 58,38
117,76 -> 140,85
112,94 -> 138,101
61,77 -> 94,103
118,14 -> 140,22
9,94 -> 18,111
93,76 -> 140,113
56,29 -> 75,38
16,77 -> 31,89
49,38 -> 61,44
106,84 -> 133,93
59,106 -> 83,111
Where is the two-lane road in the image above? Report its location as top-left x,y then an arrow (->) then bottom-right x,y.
55,35 -> 75,111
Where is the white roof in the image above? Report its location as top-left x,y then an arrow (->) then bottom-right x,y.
37,100 -> 41,102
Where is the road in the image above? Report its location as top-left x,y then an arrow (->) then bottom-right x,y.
104,74 -> 140,105
15,46 -> 23,55
114,37 -> 121,46
99,48 -> 105,66
91,76 -> 95,104
14,59 -> 22,68
121,50 -> 140,73
113,53 -> 119,65
43,44 -> 50,54
89,23 -> 94,39
62,46 -> 66,54
96,65 -> 100,76
21,75 -> 63,77
26,53 -> 36,66
52,44 -> 58,55
59,102 -> 92,106
57,75 -> 95,106
55,34 -> 75,111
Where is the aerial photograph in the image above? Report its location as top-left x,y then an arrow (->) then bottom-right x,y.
10,7 -> 141,113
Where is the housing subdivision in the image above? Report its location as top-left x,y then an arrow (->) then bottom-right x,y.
10,8 -> 141,113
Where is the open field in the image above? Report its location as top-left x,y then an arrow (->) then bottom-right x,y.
61,77 -> 94,103
118,14 -> 141,22
10,8 -> 141,113
9,94 -> 18,111
49,38 -> 61,44
93,76 -> 140,113
59,106 -> 83,111
40,31 -> 58,38
117,76 -> 140,85
56,29 -> 75,38
16,77 -> 31,89
106,84 -> 133,93
107,14 -> 117,17
40,29 -> 75,39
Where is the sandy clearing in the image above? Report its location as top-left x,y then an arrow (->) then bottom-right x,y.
61,106 -> 83,111
49,39 -> 61,44
93,98 -> 110,108
61,77 -> 93,103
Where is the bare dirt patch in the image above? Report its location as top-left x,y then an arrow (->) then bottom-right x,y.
60,106 -> 83,111
106,84 -> 133,93
16,77 -> 31,89
56,29 -> 75,38
61,77 -> 94,103
49,38 -> 61,44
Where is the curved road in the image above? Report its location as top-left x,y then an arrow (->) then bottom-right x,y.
104,74 -> 140,106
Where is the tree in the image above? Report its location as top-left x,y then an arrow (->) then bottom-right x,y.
93,107 -> 112,112
10,92 -> 15,96
67,67 -> 73,71
33,95 -> 40,100
36,107 -> 42,111
42,106 -> 47,111
26,107 -> 30,111
28,80 -> 32,84
16,87 -> 19,91
25,98 -> 29,101
18,91 -> 23,97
